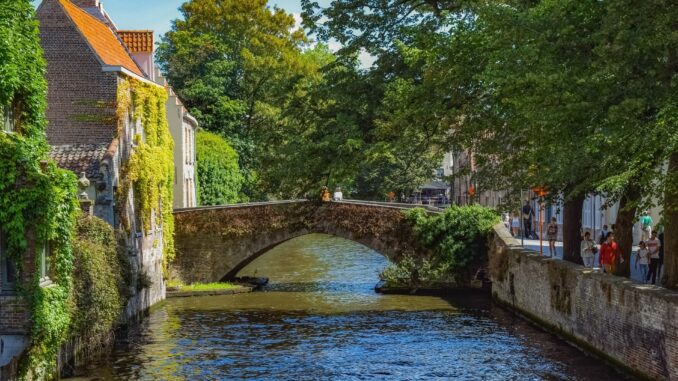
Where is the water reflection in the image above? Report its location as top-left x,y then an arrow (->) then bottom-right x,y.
77,234 -> 632,381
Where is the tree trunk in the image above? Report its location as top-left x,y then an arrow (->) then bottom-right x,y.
614,186 -> 640,277
563,194 -> 585,264
662,152 -> 678,289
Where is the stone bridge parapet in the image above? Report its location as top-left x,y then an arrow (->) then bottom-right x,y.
172,200 -> 435,283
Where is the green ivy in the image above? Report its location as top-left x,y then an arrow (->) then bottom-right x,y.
380,205 -> 499,288
117,79 -> 175,268
72,215 -> 130,351
0,2 -> 79,378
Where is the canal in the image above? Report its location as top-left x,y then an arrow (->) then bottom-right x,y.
79,233 -> 631,380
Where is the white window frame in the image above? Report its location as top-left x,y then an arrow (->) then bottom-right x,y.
38,242 -> 50,285
2,103 -> 15,133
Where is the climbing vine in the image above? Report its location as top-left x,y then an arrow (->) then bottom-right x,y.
0,1 -> 79,378
117,79 -> 175,267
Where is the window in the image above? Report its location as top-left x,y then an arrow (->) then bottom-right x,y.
38,242 -> 50,283
0,230 -> 17,292
2,103 -> 14,133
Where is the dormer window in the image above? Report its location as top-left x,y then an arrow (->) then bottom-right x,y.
2,103 -> 14,133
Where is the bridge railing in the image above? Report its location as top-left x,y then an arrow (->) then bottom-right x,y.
336,199 -> 444,213
174,199 -> 445,214
173,199 -> 309,214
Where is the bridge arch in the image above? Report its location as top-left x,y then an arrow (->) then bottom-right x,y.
171,201 -> 431,284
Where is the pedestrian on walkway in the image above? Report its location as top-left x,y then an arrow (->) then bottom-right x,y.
646,231 -> 662,284
580,232 -> 596,268
640,211 -> 653,241
547,217 -> 558,256
635,241 -> 650,284
522,200 -> 534,239
599,233 -> 622,274
599,225 -> 609,245
511,212 -> 521,237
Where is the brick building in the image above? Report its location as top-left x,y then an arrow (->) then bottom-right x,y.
36,0 -> 167,315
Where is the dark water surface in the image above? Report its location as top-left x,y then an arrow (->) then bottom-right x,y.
78,234 -> 631,381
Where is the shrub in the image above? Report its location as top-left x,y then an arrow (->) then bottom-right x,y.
71,216 -> 129,351
196,131 -> 244,205
380,205 -> 499,288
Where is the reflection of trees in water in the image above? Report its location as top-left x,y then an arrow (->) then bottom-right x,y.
237,233 -> 384,284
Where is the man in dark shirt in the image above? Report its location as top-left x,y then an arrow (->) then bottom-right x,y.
522,200 -> 534,239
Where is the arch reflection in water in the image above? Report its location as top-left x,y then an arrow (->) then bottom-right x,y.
78,234 -> 633,381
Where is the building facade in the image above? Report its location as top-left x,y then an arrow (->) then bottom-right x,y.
37,0 -> 167,315
156,72 -> 199,209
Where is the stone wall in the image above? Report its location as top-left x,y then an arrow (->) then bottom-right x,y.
490,223 -> 678,380
172,201 -> 427,283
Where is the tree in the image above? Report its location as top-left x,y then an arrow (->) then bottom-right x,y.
156,0 -> 313,198
195,131 -> 244,205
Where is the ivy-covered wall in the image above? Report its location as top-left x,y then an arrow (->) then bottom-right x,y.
116,78 -> 175,268
0,1 -> 79,379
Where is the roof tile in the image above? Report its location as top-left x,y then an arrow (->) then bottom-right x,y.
118,30 -> 154,53
59,0 -> 144,76
50,143 -> 109,179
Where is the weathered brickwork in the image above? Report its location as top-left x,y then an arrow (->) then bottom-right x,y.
490,224 -> 678,380
0,297 -> 29,334
37,0 -> 118,145
172,201 -> 427,283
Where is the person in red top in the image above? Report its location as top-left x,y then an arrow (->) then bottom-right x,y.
599,233 -> 623,274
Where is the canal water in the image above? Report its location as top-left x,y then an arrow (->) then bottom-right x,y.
79,234 -> 631,380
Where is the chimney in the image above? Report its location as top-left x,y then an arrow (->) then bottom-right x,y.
71,0 -> 100,7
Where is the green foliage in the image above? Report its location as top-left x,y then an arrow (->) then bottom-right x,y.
71,215 -> 128,350
381,205 -> 499,288
196,131 -> 244,205
117,79 -> 175,267
0,1 -> 81,378
156,0 -> 313,198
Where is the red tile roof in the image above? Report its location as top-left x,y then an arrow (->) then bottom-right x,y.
58,0 -> 144,77
118,30 -> 154,53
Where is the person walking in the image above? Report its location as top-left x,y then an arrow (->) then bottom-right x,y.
634,241 -> 650,284
646,231 -> 662,284
511,212 -> 521,237
522,199 -> 534,239
599,224 -> 609,245
640,211 -> 653,242
546,217 -> 558,257
580,232 -> 596,268
599,233 -> 622,274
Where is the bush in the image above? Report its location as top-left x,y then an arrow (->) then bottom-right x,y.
71,216 -> 130,350
380,205 -> 499,288
196,131 -> 244,205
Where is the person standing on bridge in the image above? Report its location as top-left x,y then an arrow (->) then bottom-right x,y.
321,186 -> 331,202
333,187 -> 343,201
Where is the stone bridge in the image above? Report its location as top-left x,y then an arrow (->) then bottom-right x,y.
171,200 -> 439,283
